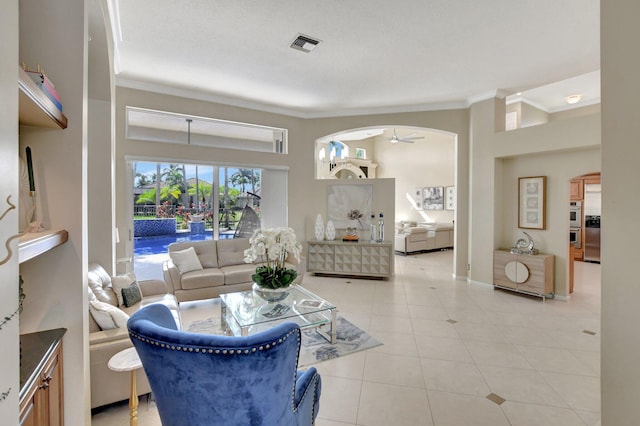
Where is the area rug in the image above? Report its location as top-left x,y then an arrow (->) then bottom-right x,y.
186,316 -> 382,367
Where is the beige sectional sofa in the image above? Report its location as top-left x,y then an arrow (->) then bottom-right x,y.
162,237 -> 305,303
394,222 -> 454,254
88,263 -> 180,409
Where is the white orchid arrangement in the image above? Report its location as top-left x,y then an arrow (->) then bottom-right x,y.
244,227 -> 302,289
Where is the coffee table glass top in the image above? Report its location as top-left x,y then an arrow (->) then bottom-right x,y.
220,285 -> 336,335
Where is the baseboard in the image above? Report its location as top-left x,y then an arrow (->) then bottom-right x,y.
553,294 -> 570,302
467,279 -> 494,289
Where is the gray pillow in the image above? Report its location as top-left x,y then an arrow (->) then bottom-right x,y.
121,282 -> 142,307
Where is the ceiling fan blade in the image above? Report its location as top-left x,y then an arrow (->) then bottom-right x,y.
397,139 -> 415,143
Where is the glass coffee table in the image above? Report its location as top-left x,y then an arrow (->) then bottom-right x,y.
220,285 -> 337,344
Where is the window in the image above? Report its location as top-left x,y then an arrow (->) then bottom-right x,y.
133,161 -> 262,240
126,107 -> 288,154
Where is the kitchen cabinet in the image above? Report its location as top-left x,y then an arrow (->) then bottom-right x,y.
19,329 -> 65,426
570,179 -> 583,201
493,250 -> 554,300
308,240 -> 393,278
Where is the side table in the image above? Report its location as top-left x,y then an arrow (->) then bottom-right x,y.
108,347 -> 143,426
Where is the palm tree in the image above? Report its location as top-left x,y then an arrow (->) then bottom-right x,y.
162,164 -> 186,205
136,185 -> 182,206
230,169 -> 254,193
135,173 -> 151,187
188,181 -> 212,203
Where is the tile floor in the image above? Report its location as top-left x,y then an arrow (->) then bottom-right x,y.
92,251 -> 601,425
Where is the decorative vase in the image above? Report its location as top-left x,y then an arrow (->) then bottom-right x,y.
314,214 -> 325,240
325,220 -> 336,240
252,282 -> 290,302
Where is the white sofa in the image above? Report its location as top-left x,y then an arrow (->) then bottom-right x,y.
162,237 -> 305,303
394,222 -> 454,254
88,263 -> 180,409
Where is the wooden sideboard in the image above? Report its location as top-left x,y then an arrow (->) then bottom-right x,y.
19,328 -> 66,426
493,250 -> 554,300
307,240 -> 392,278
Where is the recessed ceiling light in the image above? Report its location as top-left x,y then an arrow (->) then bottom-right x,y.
566,94 -> 582,104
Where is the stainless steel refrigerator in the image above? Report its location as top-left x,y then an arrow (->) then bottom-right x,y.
583,184 -> 601,263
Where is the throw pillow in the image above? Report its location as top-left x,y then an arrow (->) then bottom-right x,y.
89,300 -> 130,330
121,282 -> 142,307
170,247 -> 203,274
111,273 -> 138,307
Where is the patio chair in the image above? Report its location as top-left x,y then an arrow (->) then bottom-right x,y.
128,304 -> 322,426
233,203 -> 261,238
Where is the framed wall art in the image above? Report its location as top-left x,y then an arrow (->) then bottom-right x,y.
422,186 -> 444,210
327,184 -> 373,229
445,186 -> 456,210
518,176 -> 546,229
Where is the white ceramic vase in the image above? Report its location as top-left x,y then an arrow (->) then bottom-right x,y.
314,214 -> 325,240
325,220 -> 336,240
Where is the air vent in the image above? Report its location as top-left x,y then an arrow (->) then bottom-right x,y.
290,34 -> 320,53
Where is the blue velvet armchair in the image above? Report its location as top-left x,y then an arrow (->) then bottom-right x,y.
128,304 -> 322,426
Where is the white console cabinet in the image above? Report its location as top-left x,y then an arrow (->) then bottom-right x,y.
493,249 -> 554,300
307,240 -> 393,278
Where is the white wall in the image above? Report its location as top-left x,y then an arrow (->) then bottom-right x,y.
113,87 -> 471,279
88,98 -> 113,269
0,1 -> 20,422
374,130 -> 455,225
468,98 -> 601,297
500,149 -> 601,296
601,1 -> 640,423
18,0 -> 89,423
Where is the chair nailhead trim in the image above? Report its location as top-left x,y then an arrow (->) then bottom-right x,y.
129,329 -> 299,356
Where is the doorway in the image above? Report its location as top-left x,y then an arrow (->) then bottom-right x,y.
568,172 -> 601,293
129,160 -> 263,279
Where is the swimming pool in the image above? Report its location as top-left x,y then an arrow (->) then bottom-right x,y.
134,232 -> 233,256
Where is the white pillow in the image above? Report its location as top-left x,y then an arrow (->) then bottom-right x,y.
111,273 -> 138,307
89,300 -> 130,330
170,247 -> 203,274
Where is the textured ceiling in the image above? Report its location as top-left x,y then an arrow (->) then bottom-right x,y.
99,0 -> 600,118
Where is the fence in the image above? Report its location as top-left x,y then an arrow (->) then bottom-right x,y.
133,205 -> 245,231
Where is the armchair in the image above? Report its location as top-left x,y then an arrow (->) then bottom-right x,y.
128,304 -> 322,425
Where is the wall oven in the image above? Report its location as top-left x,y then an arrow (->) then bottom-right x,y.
570,227 -> 581,249
570,201 -> 582,228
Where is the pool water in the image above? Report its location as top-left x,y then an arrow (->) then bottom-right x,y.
134,232 -> 233,256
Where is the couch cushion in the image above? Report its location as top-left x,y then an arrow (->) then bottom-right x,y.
170,240 -> 219,268
170,247 -> 204,274
220,263 -> 256,285
181,269 -> 225,290
87,263 -> 118,307
89,300 -> 130,330
111,273 -> 139,307
217,238 -> 251,267
121,282 -> 143,307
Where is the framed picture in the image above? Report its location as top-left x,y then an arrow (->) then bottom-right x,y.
355,148 -> 366,159
445,186 -> 456,210
327,184 -> 373,229
422,186 -> 444,210
518,176 -> 546,229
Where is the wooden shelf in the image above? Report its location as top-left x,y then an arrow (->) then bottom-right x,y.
18,67 -> 67,129
18,229 -> 69,263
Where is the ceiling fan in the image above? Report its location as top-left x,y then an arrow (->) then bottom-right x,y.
388,128 -> 424,144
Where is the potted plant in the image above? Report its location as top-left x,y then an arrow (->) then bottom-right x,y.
244,227 -> 302,301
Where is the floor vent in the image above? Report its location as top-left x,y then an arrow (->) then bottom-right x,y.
290,34 -> 321,53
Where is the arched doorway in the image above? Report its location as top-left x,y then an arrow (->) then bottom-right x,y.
314,125 -> 460,274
